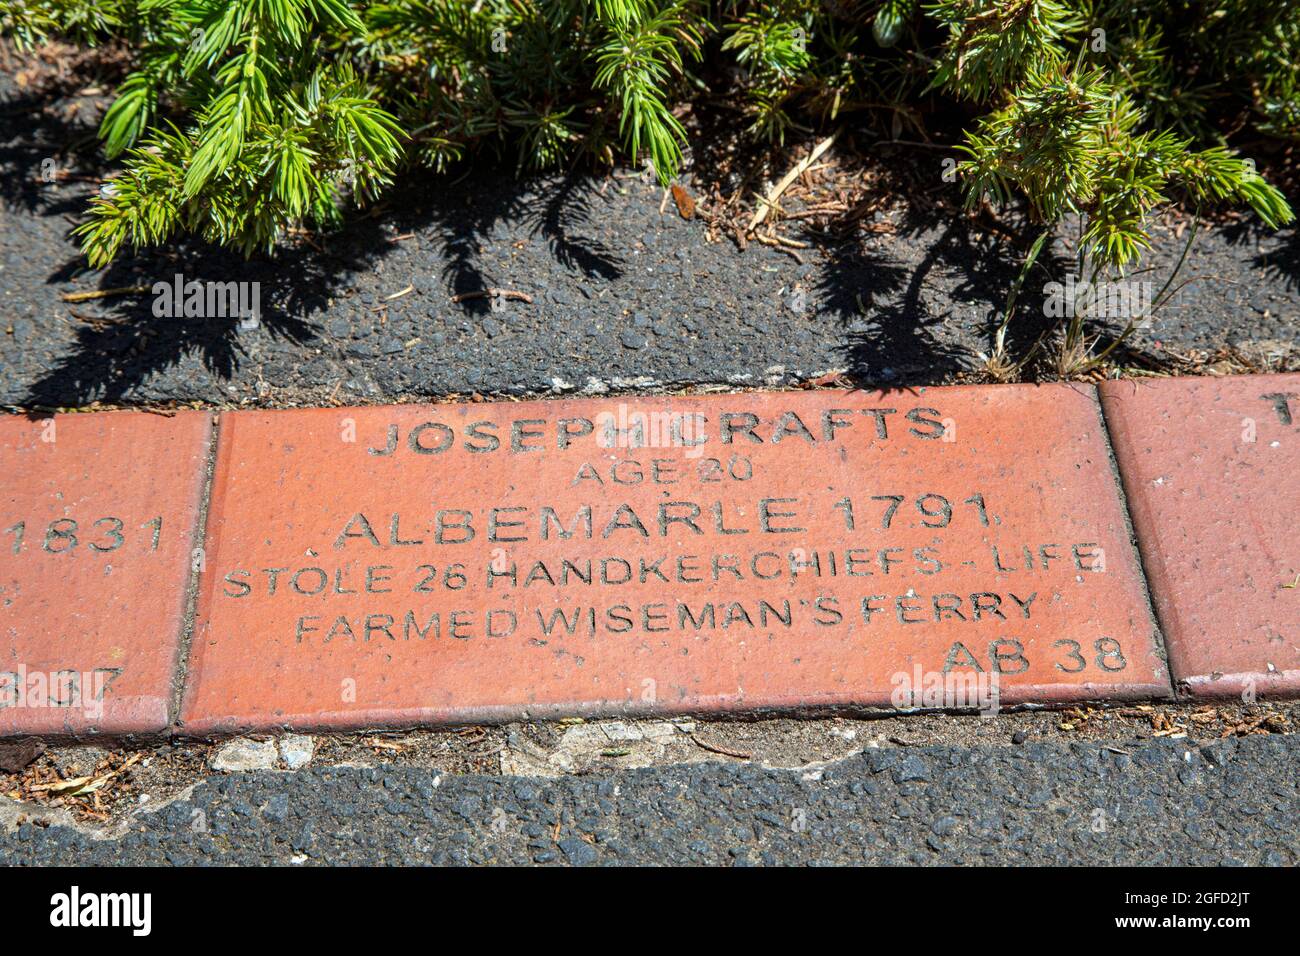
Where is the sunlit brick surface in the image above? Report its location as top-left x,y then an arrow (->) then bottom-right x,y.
0,411 -> 211,736
1102,375 -> 1300,698
179,385 -> 1167,733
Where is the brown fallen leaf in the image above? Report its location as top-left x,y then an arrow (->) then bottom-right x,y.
671,183 -> 695,220
0,740 -> 46,773
799,371 -> 852,389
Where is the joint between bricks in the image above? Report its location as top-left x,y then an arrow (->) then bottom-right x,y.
1092,386 -> 1177,698
167,412 -> 221,732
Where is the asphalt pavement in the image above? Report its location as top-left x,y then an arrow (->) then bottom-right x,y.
2,736 -> 1295,865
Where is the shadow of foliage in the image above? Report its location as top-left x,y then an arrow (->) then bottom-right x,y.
433,168 -> 624,315
813,199 -> 1060,383
19,165 -> 627,405
1219,218 -> 1300,295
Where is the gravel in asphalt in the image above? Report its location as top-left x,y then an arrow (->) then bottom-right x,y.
2,736 -> 1295,865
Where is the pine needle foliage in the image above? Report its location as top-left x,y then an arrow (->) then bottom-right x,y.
1,0 -> 131,48
4,0 -> 1297,265
956,62 -> 1292,272
64,0 -> 403,265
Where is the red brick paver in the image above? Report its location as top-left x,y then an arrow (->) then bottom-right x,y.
1101,375 -> 1300,698
0,411 -> 212,736
179,385 -> 1167,733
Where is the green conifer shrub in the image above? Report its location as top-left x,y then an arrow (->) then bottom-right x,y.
3,0 -> 1295,297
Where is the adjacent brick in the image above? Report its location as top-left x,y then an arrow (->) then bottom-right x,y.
180,385 -> 1168,734
1101,374 -> 1300,698
0,411 -> 212,736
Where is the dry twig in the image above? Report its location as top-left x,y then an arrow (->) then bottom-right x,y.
451,288 -> 534,304
748,131 -> 838,233
61,285 -> 150,303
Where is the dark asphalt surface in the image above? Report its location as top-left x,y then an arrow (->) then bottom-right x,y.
3,65 -> 1300,410
3,736 -> 1296,865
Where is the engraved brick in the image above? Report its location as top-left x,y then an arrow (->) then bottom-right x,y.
0,411 -> 212,736
1101,374 -> 1300,698
180,385 -> 1169,733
